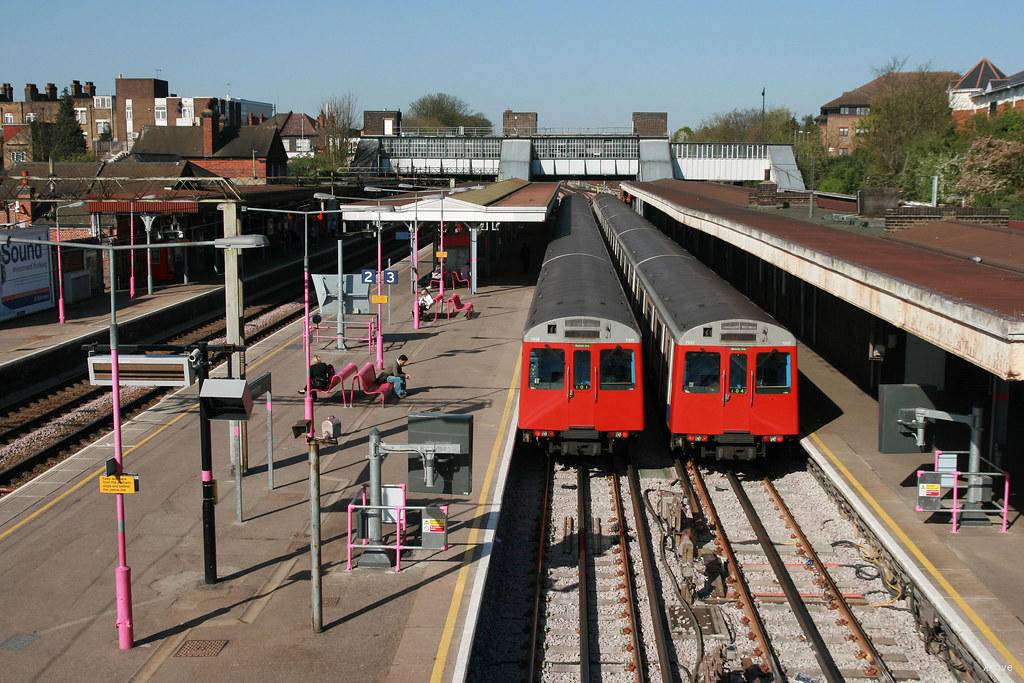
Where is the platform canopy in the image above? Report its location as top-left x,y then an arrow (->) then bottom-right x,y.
339,179 -> 559,225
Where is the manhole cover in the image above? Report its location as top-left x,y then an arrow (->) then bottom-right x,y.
174,639 -> 228,657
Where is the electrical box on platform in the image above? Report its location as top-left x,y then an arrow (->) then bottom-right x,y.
879,384 -> 935,453
406,413 -> 472,495
421,505 -> 448,549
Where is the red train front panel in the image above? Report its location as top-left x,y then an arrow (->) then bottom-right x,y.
667,343 -> 798,458
520,341 -> 644,455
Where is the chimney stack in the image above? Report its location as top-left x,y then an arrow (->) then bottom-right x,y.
45,82 -> 57,100
24,83 -> 38,101
85,81 -> 96,97
0,83 -> 11,102
71,80 -> 82,98
246,112 -> 254,126
201,109 -> 218,156
257,113 -> 265,125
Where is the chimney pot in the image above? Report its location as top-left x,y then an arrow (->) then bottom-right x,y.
247,112 -> 254,126
25,83 -> 38,101
45,82 -> 57,100
85,81 -> 96,97
201,109 -> 218,156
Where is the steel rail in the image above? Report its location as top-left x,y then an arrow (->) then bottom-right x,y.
624,456 -> 674,682
726,471 -> 843,683
761,478 -> 897,682
526,458 -> 553,682
680,459 -> 785,681
610,467 -> 646,682
578,467 -> 592,683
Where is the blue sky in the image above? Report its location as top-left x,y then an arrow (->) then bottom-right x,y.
7,0 -> 1021,131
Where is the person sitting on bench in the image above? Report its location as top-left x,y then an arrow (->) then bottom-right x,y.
299,354 -> 338,398
377,354 -> 410,399
418,288 -> 435,316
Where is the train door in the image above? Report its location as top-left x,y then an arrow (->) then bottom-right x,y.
567,348 -> 595,428
722,351 -> 750,432
525,345 -> 568,430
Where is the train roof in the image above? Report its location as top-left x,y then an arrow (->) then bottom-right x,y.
524,194 -> 641,342
593,194 -> 794,345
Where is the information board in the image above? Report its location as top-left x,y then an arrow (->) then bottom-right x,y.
0,227 -> 54,322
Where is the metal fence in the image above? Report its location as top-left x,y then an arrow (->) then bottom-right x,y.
379,137 -> 502,158
672,143 -> 768,159
532,137 -> 639,159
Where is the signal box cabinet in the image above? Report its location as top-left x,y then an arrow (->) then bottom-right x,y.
407,412 -> 473,495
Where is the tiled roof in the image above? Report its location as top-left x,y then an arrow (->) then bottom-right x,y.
953,58 -> 1006,90
261,111 -> 318,138
821,71 -> 959,110
986,69 -> 1024,93
130,125 -> 284,159
3,124 -> 29,143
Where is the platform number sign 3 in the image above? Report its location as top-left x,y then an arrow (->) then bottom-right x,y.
383,269 -> 398,285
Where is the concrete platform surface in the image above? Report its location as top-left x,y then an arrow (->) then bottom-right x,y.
0,248 -> 533,682
799,343 -> 1024,680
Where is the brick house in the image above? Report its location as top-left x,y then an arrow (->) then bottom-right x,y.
949,58 -> 1024,126
129,110 -> 287,183
260,111 -> 318,158
2,124 -> 31,169
819,71 -> 958,156
0,80 -> 114,152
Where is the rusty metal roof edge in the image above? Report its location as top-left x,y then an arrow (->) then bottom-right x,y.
622,182 -> 1024,338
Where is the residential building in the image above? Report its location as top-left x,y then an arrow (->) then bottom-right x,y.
949,58 -> 1024,125
260,111 -> 318,158
129,109 -> 288,183
114,78 -> 273,150
2,124 -> 31,169
362,110 -> 401,136
0,80 -> 115,153
819,71 -> 957,156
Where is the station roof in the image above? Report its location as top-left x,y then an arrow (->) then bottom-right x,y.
339,179 -> 559,224
622,179 -> 1024,379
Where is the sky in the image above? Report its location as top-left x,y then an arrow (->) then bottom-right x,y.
6,0 -> 1022,132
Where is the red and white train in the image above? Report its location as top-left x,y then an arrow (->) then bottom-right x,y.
593,194 -> 798,459
518,194 -> 644,456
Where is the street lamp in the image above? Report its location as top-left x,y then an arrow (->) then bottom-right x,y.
54,200 -> 85,324
0,231 -> 266,651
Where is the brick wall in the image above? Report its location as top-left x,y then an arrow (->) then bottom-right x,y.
884,206 -> 1010,230
190,158 -> 268,183
632,112 -> 668,137
821,112 -> 865,155
502,110 -> 537,135
363,110 -> 401,136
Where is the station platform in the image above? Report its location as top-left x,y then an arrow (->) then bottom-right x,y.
0,247 -> 534,681
799,343 -> 1024,680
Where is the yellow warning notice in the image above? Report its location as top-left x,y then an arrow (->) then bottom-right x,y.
99,475 -> 139,494
435,251 -> 448,258
919,483 -> 941,497
370,294 -> 389,305
423,518 -> 445,534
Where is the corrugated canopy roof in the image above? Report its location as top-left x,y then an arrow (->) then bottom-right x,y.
454,178 -> 529,206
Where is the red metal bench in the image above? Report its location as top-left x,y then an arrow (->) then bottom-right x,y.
354,361 -> 392,406
447,294 -> 475,320
451,269 -> 469,288
331,361 -> 359,406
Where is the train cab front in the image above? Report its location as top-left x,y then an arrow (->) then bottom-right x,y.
522,428 -> 636,456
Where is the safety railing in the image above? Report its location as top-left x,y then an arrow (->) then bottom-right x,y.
916,449 -> 1010,534
309,314 -> 377,350
346,499 -> 449,573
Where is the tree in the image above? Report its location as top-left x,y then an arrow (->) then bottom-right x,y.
857,58 -> 954,189
30,89 -> 87,162
671,126 -> 693,142
680,106 -> 799,144
318,92 -> 359,171
406,93 -> 491,130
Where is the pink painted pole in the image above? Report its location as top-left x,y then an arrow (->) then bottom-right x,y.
346,503 -> 354,571
951,471 -> 960,534
375,223 -> 383,370
129,205 -> 136,299
439,196 -> 445,303
395,507 -> 402,573
107,249 -> 133,650
56,212 -> 65,324
412,220 -> 419,330
303,213 -> 313,434
1001,472 -> 1009,533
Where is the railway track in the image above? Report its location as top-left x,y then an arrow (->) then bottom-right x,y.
659,458 -> 960,682
0,237 -> 406,493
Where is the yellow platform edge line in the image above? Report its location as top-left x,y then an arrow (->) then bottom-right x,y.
430,355 -> 521,683
809,431 -> 1023,673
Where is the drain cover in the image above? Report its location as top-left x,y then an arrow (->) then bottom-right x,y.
174,639 -> 228,657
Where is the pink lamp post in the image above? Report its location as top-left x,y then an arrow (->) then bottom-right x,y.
129,203 -> 136,299
54,200 -> 85,323
438,194 -> 445,304
375,219 -> 384,369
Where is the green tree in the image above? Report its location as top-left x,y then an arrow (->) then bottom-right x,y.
31,89 -> 87,161
683,106 -> 798,143
671,126 -> 693,142
406,93 -> 491,129
30,120 -> 54,161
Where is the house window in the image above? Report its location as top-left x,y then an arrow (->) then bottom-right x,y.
155,105 -> 167,123
839,127 -> 849,137
94,96 -> 112,109
3,112 -> 13,124
74,108 -> 88,124
296,138 -> 311,152
839,148 -> 850,156
856,106 -> 870,115
11,150 -> 27,162
96,120 -> 110,135
840,106 -> 850,115
25,112 -> 37,122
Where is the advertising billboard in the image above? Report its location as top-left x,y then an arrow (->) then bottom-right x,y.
0,227 -> 54,321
